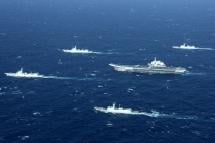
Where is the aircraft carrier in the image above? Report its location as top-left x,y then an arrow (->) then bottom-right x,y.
109,58 -> 187,74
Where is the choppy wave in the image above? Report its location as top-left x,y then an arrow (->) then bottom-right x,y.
62,46 -> 101,54
173,44 -> 214,50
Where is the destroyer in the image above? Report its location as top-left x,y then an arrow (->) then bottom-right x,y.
62,45 -> 101,54
5,68 -> 44,78
173,43 -> 214,50
109,58 -> 187,74
94,103 -> 143,115
94,103 -> 161,117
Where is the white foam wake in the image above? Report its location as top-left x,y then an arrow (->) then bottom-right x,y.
62,45 -> 101,54
94,104 -> 197,120
183,72 -> 207,76
173,43 -> 214,50
42,76 -> 96,80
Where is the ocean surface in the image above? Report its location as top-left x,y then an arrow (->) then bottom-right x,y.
0,0 -> 215,142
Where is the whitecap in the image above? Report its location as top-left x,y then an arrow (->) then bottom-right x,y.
127,88 -> 135,92
97,85 -> 104,88
16,56 -> 22,59
19,136 -> 30,141
106,121 -> 113,127
90,73 -> 96,76
11,90 -> 22,95
33,112 -> 41,116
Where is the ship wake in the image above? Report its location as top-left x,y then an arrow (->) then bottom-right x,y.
173,44 -> 214,51
184,72 -> 207,76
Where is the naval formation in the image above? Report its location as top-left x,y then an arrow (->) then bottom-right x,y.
3,44 -> 212,116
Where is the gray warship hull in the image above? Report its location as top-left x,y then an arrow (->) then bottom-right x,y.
109,64 -> 187,74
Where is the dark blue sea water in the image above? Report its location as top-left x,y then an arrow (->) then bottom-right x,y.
1,0 -> 215,142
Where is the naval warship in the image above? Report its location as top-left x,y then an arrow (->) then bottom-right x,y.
94,103 -> 134,114
109,58 -> 187,74
94,103 -> 162,117
5,68 -> 44,78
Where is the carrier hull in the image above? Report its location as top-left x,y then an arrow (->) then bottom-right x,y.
109,64 -> 187,74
